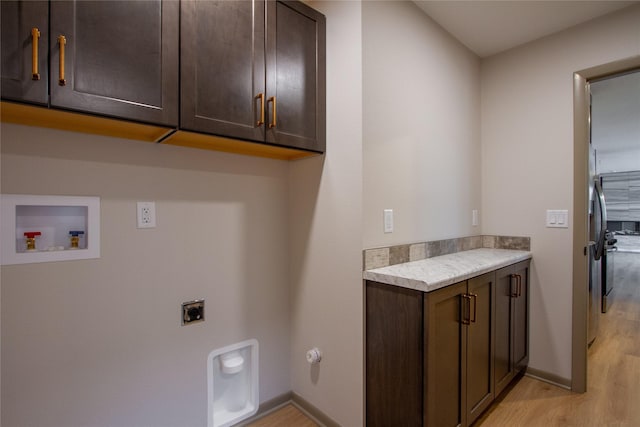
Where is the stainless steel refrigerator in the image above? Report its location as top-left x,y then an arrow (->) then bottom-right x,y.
588,147 -> 607,346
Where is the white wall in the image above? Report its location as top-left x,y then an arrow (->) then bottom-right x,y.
481,5 -> 640,380
1,124 -> 291,427
363,1 -> 481,249
289,1 -> 363,425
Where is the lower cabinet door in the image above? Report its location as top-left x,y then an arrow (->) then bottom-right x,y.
494,265 -> 515,396
513,261 -> 530,371
465,272 -> 495,425
425,281 -> 466,427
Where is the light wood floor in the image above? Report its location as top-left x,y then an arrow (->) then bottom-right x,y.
248,253 -> 640,426
246,404 -> 318,427
476,251 -> 640,426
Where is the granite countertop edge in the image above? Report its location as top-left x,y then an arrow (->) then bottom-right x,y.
363,248 -> 532,293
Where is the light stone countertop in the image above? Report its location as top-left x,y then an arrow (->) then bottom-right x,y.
363,248 -> 532,293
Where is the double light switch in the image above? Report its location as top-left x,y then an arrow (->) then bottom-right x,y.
546,210 -> 569,228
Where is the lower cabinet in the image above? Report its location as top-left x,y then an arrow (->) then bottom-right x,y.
425,272 -> 495,427
494,260 -> 530,396
366,261 -> 530,426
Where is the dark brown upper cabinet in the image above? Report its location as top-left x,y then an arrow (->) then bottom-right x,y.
1,1 -> 49,105
49,1 -> 179,126
181,0 -> 326,153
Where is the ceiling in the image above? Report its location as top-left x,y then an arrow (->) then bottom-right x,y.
413,1 -> 639,58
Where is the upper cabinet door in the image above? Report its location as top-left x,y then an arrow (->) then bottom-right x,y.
265,1 -> 325,152
49,0 -> 179,126
181,0 -> 266,142
1,1 -> 49,105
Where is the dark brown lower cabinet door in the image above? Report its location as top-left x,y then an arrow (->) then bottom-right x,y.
49,0 -> 178,126
465,272 -> 495,425
366,281 -> 423,427
513,261 -> 530,372
494,265 -> 514,396
1,1 -> 48,105
425,281 -> 466,427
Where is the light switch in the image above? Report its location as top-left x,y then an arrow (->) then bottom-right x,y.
546,210 -> 569,228
384,209 -> 393,233
472,210 -> 479,226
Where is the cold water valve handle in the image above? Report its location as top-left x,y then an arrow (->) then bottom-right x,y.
24,231 -> 42,251
69,230 -> 85,249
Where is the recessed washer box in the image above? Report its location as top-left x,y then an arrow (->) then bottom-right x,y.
1,194 -> 100,265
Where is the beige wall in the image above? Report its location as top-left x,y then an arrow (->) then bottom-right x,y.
1,124 -> 292,426
289,1 -> 363,425
481,5 -> 640,380
362,1 -> 481,249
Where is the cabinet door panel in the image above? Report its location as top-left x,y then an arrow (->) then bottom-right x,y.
426,282 -> 466,427
494,266 -> 514,396
181,0 -> 265,141
50,0 -> 178,126
1,1 -> 48,104
366,282 -> 423,427
466,272 -> 495,425
266,1 -> 325,152
513,261 -> 530,371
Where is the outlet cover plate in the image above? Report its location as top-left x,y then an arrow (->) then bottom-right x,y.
137,201 -> 156,228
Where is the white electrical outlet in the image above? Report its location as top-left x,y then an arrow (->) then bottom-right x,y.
137,201 -> 156,228
472,209 -> 479,226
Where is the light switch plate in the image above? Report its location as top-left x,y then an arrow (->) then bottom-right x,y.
546,209 -> 569,228
383,209 -> 393,233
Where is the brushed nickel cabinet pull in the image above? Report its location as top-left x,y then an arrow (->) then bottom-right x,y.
256,93 -> 265,126
31,28 -> 41,80
268,96 -> 277,128
58,35 -> 66,86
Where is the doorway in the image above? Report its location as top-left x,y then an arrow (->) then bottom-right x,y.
572,56 -> 640,393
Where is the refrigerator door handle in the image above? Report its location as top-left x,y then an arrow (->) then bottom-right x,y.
594,179 -> 607,260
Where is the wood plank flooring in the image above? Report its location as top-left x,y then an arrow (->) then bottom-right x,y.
246,404 -> 318,427
476,251 -> 640,426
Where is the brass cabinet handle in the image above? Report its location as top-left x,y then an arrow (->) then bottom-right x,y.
31,28 -> 41,80
517,274 -> 522,297
58,35 -> 66,86
256,93 -> 265,126
470,293 -> 478,323
509,274 -> 518,297
461,294 -> 471,325
268,96 -> 277,128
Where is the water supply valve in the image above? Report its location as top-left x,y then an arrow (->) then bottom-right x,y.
23,231 -> 41,251
69,230 -> 85,249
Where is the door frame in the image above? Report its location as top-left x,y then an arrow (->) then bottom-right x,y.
572,55 -> 640,393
